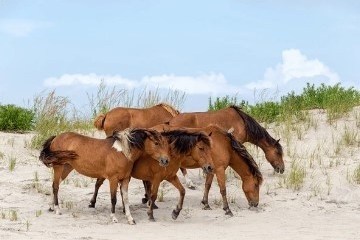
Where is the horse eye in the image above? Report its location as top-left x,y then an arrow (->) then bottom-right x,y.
155,142 -> 159,146
199,147 -> 204,151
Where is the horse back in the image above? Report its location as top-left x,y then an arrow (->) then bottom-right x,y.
169,108 -> 246,140
103,107 -> 174,136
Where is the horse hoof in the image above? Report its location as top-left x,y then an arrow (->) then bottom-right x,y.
88,203 -> 95,208
202,205 -> 212,210
110,213 -> 118,223
225,210 -> 233,217
153,204 -> 159,209
48,207 -> 54,212
149,218 -> 156,222
172,210 -> 179,220
187,185 -> 196,190
128,220 -> 136,225
142,198 -> 148,204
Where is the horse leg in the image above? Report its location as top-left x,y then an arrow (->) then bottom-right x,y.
142,181 -> 159,209
201,173 -> 214,210
50,165 -> 63,215
119,183 -> 125,213
215,169 -> 233,216
147,179 -> 161,222
120,178 -> 136,225
109,178 -> 119,223
181,168 -> 195,190
141,180 -> 149,204
168,176 -> 185,220
61,164 -> 73,180
89,178 -> 105,208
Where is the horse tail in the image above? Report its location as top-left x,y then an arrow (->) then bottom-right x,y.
39,136 -> 78,167
94,113 -> 106,130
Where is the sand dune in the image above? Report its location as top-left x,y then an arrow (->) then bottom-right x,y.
1,108 -> 359,240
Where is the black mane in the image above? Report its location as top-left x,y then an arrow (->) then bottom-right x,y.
128,129 -> 161,149
230,105 -> 283,155
227,132 -> 263,184
162,130 -> 210,154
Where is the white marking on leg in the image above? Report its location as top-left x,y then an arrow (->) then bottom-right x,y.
121,187 -> 135,225
110,213 -> 118,223
54,205 -> 61,215
185,174 -> 195,188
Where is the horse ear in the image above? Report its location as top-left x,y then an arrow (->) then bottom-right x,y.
276,139 -> 280,144
208,132 -> 213,137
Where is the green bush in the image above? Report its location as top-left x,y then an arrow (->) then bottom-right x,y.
0,104 -> 34,132
209,83 -> 360,124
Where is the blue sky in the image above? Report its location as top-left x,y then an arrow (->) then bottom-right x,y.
0,0 -> 359,111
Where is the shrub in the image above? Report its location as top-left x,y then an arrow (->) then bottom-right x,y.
208,83 -> 360,124
0,104 -> 34,132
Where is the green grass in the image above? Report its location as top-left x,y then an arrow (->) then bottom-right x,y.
8,156 -> 16,171
30,90 -> 92,149
353,164 -> 360,184
0,104 -> 34,132
286,160 -> 306,191
209,83 -> 360,124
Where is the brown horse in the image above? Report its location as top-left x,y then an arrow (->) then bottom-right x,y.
145,124 -> 263,216
39,128 -> 170,224
94,103 -> 179,137
89,129 -> 214,221
169,105 -> 284,181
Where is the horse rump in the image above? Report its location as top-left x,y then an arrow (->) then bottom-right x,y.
94,114 -> 106,130
39,136 -> 78,167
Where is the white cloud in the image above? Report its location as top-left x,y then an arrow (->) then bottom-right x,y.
246,49 -> 340,90
44,73 -> 242,95
44,73 -> 138,88
0,19 -> 51,37
43,49 -> 344,99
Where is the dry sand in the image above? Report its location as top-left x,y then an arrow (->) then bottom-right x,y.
1,108 -> 359,240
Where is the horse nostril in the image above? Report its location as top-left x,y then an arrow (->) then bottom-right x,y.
160,157 -> 169,166
249,201 -> 258,207
207,165 -> 213,172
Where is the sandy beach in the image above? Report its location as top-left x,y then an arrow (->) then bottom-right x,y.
1,108 -> 359,240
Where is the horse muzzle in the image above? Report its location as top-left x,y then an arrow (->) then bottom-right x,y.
202,164 -> 214,174
274,165 -> 285,174
248,201 -> 259,207
159,157 -> 169,167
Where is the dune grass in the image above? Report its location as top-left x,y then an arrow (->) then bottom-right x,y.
209,83 -> 360,124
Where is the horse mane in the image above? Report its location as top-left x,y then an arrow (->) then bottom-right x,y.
227,132 -> 263,185
156,103 -> 180,117
229,105 -> 283,155
113,128 -> 161,159
162,130 -> 210,155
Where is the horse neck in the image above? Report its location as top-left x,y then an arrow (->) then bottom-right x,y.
229,151 -> 254,181
127,148 -> 142,162
248,137 -> 273,155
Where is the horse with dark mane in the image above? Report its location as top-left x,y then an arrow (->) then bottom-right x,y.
39,128 -> 170,224
169,105 -> 284,188
88,129 -> 214,221
145,124 -> 263,216
94,103 -> 180,137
